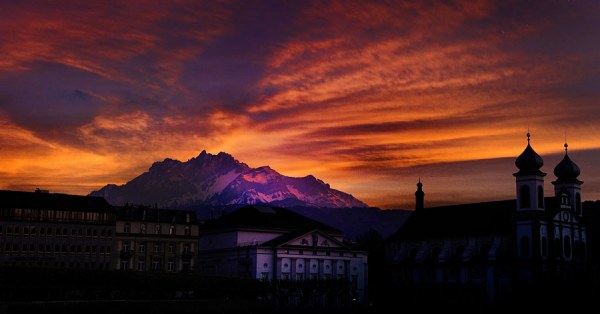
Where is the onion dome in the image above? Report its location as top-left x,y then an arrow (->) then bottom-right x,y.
553,143 -> 582,183
514,132 -> 546,176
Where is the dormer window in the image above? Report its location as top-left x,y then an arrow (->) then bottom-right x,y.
300,239 -> 308,245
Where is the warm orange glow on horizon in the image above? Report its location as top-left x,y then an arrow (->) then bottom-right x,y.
1,1 -> 600,209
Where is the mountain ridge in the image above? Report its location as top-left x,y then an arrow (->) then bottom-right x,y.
90,150 -> 368,209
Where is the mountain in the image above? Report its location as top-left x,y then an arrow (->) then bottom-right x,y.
90,150 -> 368,209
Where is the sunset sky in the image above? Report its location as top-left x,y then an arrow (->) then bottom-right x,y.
1,0 -> 600,209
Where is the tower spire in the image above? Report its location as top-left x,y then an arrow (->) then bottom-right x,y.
415,178 -> 424,211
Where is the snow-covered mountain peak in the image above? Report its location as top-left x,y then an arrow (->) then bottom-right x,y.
90,150 -> 368,209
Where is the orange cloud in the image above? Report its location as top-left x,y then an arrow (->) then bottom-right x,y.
0,1 -> 233,91
1,1 -> 600,209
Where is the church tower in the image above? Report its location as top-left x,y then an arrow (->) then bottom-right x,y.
415,179 -> 424,211
513,132 -> 546,211
513,132 -> 547,263
552,142 -> 583,215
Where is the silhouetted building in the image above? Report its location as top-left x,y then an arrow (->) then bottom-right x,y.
114,206 -> 200,272
197,205 -> 368,303
387,133 -> 589,306
0,189 -> 116,269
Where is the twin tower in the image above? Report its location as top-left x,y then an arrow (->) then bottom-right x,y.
414,132 -> 583,214
514,132 -> 582,215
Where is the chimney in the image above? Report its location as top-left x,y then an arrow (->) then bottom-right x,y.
415,179 -> 424,211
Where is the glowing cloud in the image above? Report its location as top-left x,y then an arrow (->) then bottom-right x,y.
1,0 -> 599,209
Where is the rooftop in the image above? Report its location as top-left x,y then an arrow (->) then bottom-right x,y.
201,205 -> 341,234
0,189 -> 113,213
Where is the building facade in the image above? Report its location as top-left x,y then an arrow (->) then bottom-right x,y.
0,189 -> 116,270
197,205 -> 368,303
114,206 -> 200,272
387,133 -> 589,305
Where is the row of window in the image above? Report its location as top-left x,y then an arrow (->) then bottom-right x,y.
0,225 -> 113,238
260,272 -> 356,281
3,243 -> 112,255
3,260 -> 111,269
123,223 -> 192,236
122,242 -> 192,254
0,208 -> 114,224
520,235 -> 586,259
120,259 -> 183,272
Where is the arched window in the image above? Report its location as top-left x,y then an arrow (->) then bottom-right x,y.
520,186 -> 531,209
520,236 -> 530,257
564,236 -> 572,258
561,191 -> 571,206
538,186 -> 544,209
576,193 -> 582,214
